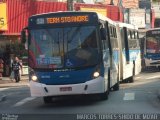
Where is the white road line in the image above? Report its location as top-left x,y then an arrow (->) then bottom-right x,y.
13,97 -> 36,107
123,93 -> 135,101
0,88 -> 9,91
146,76 -> 160,80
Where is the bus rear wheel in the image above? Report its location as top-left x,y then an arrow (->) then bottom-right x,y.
128,76 -> 134,83
113,81 -> 119,91
113,73 -> 119,91
43,96 -> 53,104
100,91 -> 109,100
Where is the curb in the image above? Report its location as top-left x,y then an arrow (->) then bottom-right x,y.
0,84 -> 29,88
0,79 -> 29,88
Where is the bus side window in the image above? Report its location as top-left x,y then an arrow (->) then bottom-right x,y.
100,27 -> 107,40
123,27 -> 130,63
133,31 -> 136,39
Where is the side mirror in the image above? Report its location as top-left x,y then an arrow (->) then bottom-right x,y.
21,30 -> 26,44
100,28 -> 107,40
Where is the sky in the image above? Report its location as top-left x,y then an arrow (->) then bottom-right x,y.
83,0 -> 95,4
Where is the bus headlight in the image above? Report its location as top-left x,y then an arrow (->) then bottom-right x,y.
31,75 -> 38,81
93,71 -> 100,78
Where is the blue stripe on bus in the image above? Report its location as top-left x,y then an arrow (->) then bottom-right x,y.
123,49 -> 140,61
145,53 -> 160,60
113,50 -> 119,64
129,50 -> 140,61
36,66 -> 104,85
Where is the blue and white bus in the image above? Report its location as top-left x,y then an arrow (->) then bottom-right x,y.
118,23 -> 141,82
21,11 -> 120,103
144,28 -> 160,69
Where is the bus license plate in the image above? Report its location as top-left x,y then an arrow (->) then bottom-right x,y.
60,87 -> 72,91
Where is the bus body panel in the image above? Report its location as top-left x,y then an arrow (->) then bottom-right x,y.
122,49 -> 141,79
117,22 -> 141,81
35,67 -> 98,85
134,51 -> 142,75
30,76 -> 106,97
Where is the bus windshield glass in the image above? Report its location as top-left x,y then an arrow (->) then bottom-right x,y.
29,26 -> 99,69
146,30 -> 160,54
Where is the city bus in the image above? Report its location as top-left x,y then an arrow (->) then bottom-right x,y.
118,23 -> 141,82
21,11 -> 120,103
143,28 -> 160,69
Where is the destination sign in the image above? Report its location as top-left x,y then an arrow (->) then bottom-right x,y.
46,15 -> 89,24
31,13 -> 98,27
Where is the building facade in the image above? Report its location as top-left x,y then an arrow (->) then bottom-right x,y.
0,0 -> 67,76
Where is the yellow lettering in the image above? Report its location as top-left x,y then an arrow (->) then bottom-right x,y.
47,18 -> 60,23
47,15 -> 89,24
61,17 -> 64,23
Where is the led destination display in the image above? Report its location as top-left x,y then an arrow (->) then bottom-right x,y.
47,15 -> 89,24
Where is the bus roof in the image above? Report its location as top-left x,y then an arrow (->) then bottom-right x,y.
30,11 -> 117,25
97,13 -> 117,26
146,27 -> 160,32
30,11 -> 98,18
117,22 -> 138,30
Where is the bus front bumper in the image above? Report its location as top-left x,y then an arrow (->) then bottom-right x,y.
29,77 -> 105,97
145,58 -> 160,67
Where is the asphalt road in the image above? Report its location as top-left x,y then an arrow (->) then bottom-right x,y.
0,71 -> 160,120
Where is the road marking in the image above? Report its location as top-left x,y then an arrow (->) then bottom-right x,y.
0,88 -> 9,91
13,97 -> 36,107
136,76 -> 141,79
123,93 -> 135,101
146,76 -> 160,80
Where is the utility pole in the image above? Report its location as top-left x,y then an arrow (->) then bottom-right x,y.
110,0 -> 114,5
67,0 -> 73,11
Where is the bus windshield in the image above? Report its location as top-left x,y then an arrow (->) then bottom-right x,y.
29,26 -> 99,69
146,31 -> 160,54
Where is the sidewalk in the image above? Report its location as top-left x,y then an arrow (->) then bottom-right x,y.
0,76 -> 29,102
0,76 -> 29,88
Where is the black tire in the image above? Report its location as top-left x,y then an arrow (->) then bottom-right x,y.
128,76 -> 134,83
107,68 -> 110,94
113,81 -> 119,91
99,91 -> 109,100
43,96 -> 52,104
112,71 -> 119,91
129,61 -> 135,83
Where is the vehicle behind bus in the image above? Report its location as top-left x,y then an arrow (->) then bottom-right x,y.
117,22 -> 141,83
144,28 -> 160,69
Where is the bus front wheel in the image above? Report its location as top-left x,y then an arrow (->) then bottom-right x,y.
43,96 -> 53,104
113,71 -> 120,91
100,91 -> 109,100
113,79 -> 119,91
